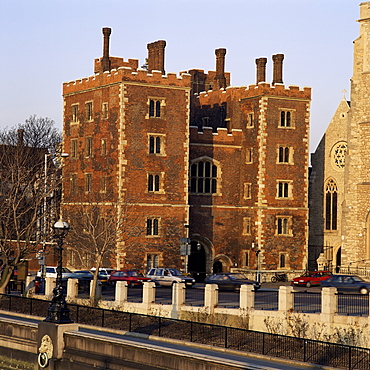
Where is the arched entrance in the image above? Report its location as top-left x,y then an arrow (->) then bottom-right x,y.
213,260 -> 223,273
187,240 -> 208,282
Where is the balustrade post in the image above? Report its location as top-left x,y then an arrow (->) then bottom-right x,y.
240,284 -> 255,310
115,281 -> 128,305
204,284 -> 218,314
66,278 -> 78,301
278,286 -> 294,312
172,282 -> 185,308
142,281 -> 156,310
45,277 -> 55,297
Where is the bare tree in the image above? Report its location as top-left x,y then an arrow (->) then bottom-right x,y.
0,116 -> 61,293
64,192 -> 144,305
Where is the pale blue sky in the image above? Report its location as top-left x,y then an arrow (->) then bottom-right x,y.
0,0 -> 359,152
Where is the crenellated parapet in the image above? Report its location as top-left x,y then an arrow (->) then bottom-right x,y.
197,82 -> 311,106
63,68 -> 192,95
189,125 -> 242,145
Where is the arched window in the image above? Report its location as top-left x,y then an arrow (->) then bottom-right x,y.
325,179 -> 338,230
190,159 -> 218,194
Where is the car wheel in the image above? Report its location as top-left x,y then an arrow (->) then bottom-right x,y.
360,287 -> 368,295
271,276 -> 277,283
171,281 -> 178,287
306,281 -> 311,288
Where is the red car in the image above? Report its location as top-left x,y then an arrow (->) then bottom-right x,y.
291,271 -> 332,288
108,270 -> 151,287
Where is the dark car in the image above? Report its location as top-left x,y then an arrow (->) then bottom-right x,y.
69,270 -> 94,292
108,270 -> 151,287
321,274 -> 370,294
204,272 -> 260,291
291,271 -> 332,288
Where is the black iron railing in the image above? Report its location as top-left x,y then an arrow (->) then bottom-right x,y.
1,294 -> 369,369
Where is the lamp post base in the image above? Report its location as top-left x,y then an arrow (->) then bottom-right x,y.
44,286 -> 73,324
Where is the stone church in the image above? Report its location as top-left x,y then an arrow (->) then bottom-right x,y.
310,2 -> 370,273
61,28 -> 311,277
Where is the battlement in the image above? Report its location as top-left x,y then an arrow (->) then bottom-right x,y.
197,82 -> 311,105
63,68 -> 192,95
189,125 -> 243,145
94,57 -> 139,73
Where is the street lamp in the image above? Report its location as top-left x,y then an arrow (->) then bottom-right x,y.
44,219 -> 73,324
251,242 -> 261,283
41,152 -> 69,279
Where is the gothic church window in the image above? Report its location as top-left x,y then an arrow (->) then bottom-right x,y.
325,179 -> 338,231
331,142 -> 347,170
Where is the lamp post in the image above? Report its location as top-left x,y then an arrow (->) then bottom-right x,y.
44,219 -> 73,324
251,242 -> 261,283
41,152 -> 69,279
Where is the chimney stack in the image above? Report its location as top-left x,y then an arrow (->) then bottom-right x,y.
147,40 -> 166,74
255,57 -> 267,84
272,54 -> 284,85
101,27 -> 111,72
214,48 -> 227,90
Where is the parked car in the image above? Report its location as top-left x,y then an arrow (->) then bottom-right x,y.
108,270 -> 151,287
146,268 -> 196,287
90,267 -> 115,287
321,274 -> 370,294
36,266 -> 75,279
291,271 -> 332,288
69,270 -> 94,292
204,272 -> 260,291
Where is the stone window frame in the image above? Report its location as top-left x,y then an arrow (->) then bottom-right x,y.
85,101 -> 94,122
242,249 -> 250,268
330,141 -> 347,171
279,252 -> 289,269
146,252 -> 162,270
148,133 -> 166,156
146,217 -> 161,237
70,138 -> 78,159
246,112 -> 254,128
244,183 -> 252,199
84,173 -> 92,193
190,156 -> 221,196
147,172 -> 165,194
243,217 -> 252,235
102,102 -> 109,120
246,148 -> 253,164
101,138 -> 108,156
85,137 -> 93,158
276,180 -> 293,199
277,146 -> 294,164
71,104 -> 79,124
325,178 -> 338,231
146,97 -> 166,119
276,215 -> 293,236
278,108 -> 296,129
100,176 -> 107,193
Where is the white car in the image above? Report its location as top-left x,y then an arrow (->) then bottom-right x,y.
37,266 -> 74,279
146,268 -> 195,287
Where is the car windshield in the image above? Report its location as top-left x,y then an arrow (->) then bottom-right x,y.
127,271 -> 140,277
229,274 -> 246,280
169,269 -> 182,276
